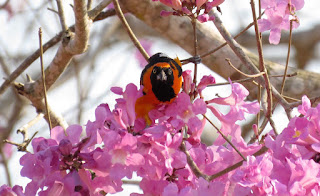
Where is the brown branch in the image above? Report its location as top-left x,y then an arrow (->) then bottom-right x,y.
280,21 -> 293,95
56,0 -> 69,31
39,28 -> 52,130
113,0 -> 149,61
17,113 -> 44,134
191,18 -> 199,87
64,0 -> 89,55
0,148 -> 11,186
208,10 -> 290,119
208,146 -> 268,181
200,11 -> 264,58
237,24 -> 320,69
250,0 -> 276,134
118,0 -> 320,104
0,2 -> 114,96
225,58 -> 265,78
0,55 -> 26,148
87,0 -> 93,10
15,0 -> 90,128
180,139 -> 210,181
0,33 -> 62,95
88,0 -> 112,19
203,115 -> 247,161
3,113 -> 42,152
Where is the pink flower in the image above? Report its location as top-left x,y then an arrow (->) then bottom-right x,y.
207,81 -> 260,144
258,0 -> 304,44
287,158 -> 320,195
182,70 -> 192,94
207,81 -> 260,121
158,0 -> 182,10
298,95 -> 311,115
165,92 -> 207,143
205,0 -> 225,11
0,185 -> 24,196
197,74 -> 215,97
153,0 -> 224,23
112,83 -> 141,127
232,154 -> 273,187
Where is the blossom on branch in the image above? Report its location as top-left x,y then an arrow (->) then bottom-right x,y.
258,0 -> 305,44
153,0 -> 224,22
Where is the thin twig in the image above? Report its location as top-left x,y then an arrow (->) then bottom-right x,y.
122,180 -> 141,185
270,72 -> 297,78
0,4 -> 116,96
200,11 -> 264,58
180,139 -> 210,181
88,0 -> 112,19
203,114 -> 247,161
0,32 -> 62,95
47,7 -> 59,14
4,119 -> 40,153
280,20 -> 293,95
0,148 -> 11,186
207,72 -> 296,87
250,0 -> 274,131
256,84 -> 261,138
39,28 -> 52,130
56,0 -> 69,31
208,78 -> 257,87
208,146 -> 268,181
112,0 -> 149,61
192,17 -> 198,87
17,113 -> 45,133
225,58 -> 265,78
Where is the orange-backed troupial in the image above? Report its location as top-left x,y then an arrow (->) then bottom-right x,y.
135,53 -> 183,125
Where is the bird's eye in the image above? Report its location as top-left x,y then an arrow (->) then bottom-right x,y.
167,68 -> 172,75
152,68 -> 157,74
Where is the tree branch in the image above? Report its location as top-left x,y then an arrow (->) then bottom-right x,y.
15,0 -> 90,128
0,2 -> 114,96
118,0 -> 320,103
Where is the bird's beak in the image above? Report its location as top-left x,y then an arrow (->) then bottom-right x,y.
157,70 -> 167,81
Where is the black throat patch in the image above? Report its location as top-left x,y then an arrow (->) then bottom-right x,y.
150,67 -> 176,102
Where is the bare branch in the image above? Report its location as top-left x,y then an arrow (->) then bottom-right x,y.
113,0 -> 149,61
88,0 -> 112,19
0,1 -> 113,96
0,148 -> 11,186
39,28 -> 52,130
180,139 -> 210,181
225,58 -> 265,78
208,146 -> 268,181
203,115 -> 247,161
11,0 -> 91,128
64,0 -> 89,54
56,0 -> 69,31
249,0 -> 275,134
0,33 -> 62,95
118,0 -> 320,104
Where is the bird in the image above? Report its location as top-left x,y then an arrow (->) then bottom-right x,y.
135,52 -> 183,125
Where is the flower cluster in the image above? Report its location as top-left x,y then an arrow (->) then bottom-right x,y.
226,95 -> 320,195
2,68 -> 320,195
258,0 -> 305,44
1,71 -> 267,195
153,0 -> 224,22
